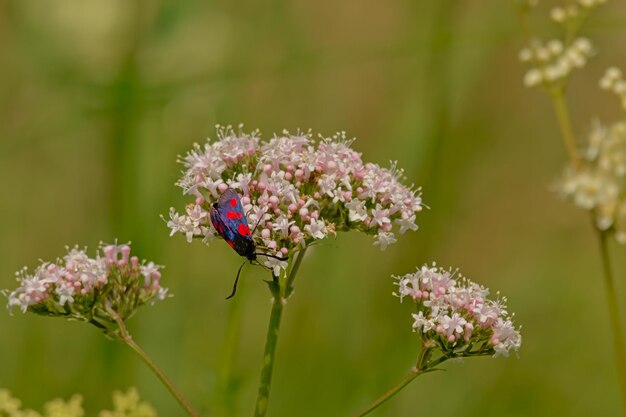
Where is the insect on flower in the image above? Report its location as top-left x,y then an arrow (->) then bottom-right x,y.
210,188 -> 288,299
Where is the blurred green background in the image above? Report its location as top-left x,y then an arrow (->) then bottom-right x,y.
1,0 -> 626,416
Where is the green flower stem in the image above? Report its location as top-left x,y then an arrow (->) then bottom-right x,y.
253,290 -> 284,417
598,231 -> 626,413
350,347 -> 445,417
550,89 -> 581,170
254,248 -> 307,417
353,369 -> 425,417
112,312 -> 200,417
285,246 -> 308,298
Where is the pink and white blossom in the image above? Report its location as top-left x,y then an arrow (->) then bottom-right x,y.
394,264 -> 522,358
165,125 -> 423,275
5,243 -> 169,332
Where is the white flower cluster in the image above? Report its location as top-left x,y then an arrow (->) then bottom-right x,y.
5,243 -> 168,332
560,121 -> 626,242
394,264 -> 522,358
599,67 -> 626,111
166,125 -> 423,269
550,0 -> 607,24
520,38 -> 593,87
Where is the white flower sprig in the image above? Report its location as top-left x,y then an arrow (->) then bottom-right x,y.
550,0 -> 607,25
394,264 -> 522,358
559,119 -> 626,242
600,67 -> 626,112
520,37 -> 593,88
5,243 -> 169,336
166,125 -> 423,275
517,0 -> 608,89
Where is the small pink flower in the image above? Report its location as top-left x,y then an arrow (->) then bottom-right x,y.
394,264 -> 521,358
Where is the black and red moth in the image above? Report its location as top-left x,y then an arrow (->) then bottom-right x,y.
210,188 -> 288,299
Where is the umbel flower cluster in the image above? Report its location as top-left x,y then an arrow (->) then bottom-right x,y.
5,243 -> 168,335
166,125 -> 423,271
559,117 -> 626,242
394,264 -> 522,358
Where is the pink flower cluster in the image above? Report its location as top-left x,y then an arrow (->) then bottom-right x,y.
166,125 -> 423,270
6,243 -> 168,326
394,264 -> 521,358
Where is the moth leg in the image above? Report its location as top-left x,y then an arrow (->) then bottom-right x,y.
226,260 -> 247,300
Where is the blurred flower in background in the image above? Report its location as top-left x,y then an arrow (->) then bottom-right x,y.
558,67 -> 626,243
0,387 -> 156,417
99,388 -> 157,417
520,37 -> 593,88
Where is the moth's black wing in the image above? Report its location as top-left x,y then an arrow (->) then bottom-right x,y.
213,189 -> 255,258
217,188 -> 243,209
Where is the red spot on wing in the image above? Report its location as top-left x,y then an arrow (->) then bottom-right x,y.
227,210 -> 238,220
238,224 -> 250,236
230,198 -> 237,207
227,240 -> 235,248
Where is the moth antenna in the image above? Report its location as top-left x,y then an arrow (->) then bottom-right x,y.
254,253 -> 289,261
226,260 -> 247,300
255,245 -> 287,258
250,208 -> 268,236
251,260 -> 272,272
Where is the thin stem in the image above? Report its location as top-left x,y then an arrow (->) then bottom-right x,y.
597,231 -> 626,412
515,3 -> 532,43
350,347 -> 447,417
351,369 -> 425,417
253,248 -> 307,417
550,88 -> 581,170
124,338 -> 201,417
113,313 -> 200,417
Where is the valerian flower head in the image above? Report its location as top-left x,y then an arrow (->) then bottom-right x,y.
165,125 -> 423,275
4,243 -> 169,337
559,120 -> 626,242
394,264 -> 522,358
